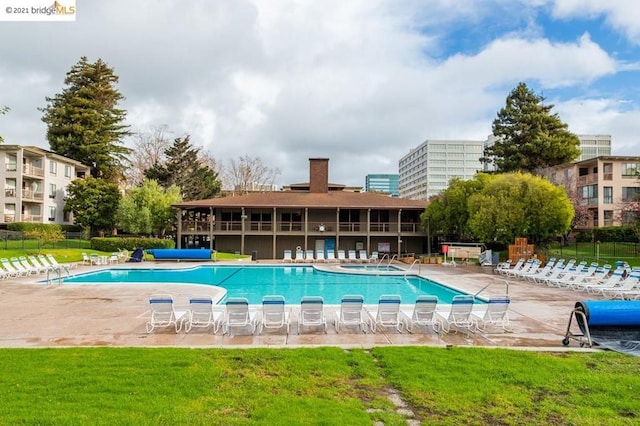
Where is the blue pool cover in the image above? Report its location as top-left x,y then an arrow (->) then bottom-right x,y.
574,301 -> 640,356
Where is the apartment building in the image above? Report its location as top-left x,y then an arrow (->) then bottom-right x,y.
0,145 -> 89,225
365,174 -> 399,197
577,135 -> 612,161
398,139 -> 486,200
546,156 -> 640,229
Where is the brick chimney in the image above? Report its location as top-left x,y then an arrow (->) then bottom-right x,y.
309,158 -> 329,193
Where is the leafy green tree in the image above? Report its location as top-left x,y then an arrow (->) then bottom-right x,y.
64,177 -> 121,236
422,176 -> 487,241
117,179 -> 182,237
467,173 -> 573,245
144,135 -> 221,201
0,106 -> 8,143
40,56 -> 131,180
483,82 -> 580,173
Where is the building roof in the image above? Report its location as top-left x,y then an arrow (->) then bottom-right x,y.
175,190 -> 426,209
0,145 -> 91,169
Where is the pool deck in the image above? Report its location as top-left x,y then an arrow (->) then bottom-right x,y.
0,259 -> 603,351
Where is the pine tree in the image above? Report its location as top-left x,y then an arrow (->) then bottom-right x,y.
145,135 -> 221,201
483,82 -> 580,173
41,56 -> 131,180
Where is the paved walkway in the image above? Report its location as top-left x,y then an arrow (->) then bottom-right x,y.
0,260 -> 600,350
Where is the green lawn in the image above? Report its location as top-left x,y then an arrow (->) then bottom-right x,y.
0,347 -> 638,425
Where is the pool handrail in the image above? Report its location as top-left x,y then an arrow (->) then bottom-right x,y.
403,259 -> 421,281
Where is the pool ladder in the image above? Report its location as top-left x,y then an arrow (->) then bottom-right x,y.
46,266 -> 70,286
403,259 -> 422,280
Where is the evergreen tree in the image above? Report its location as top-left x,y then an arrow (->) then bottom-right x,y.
144,135 -> 221,201
483,82 -> 580,173
41,56 -> 131,180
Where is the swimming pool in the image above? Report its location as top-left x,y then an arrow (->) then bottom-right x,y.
59,265 -> 479,305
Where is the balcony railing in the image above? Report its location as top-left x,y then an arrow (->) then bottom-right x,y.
4,214 -> 15,223
23,164 -> 45,177
577,174 -> 599,185
5,164 -> 17,172
185,220 -> 424,235
4,188 -> 16,197
22,189 -> 44,201
21,214 -> 43,222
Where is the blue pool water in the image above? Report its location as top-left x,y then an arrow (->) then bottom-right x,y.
60,265 -> 478,305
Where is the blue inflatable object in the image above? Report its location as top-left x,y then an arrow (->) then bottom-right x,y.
574,300 -> 640,330
147,248 -> 212,261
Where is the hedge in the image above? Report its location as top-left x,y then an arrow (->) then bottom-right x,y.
578,226 -> 640,243
90,237 -> 175,252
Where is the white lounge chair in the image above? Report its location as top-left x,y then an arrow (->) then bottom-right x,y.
601,270 -> 640,299
326,250 -> 338,263
18,256 -> 39,274
185,296 -> 223,333
145,294 -> 189,333
9,257 -> 30,277
368,295 -> 403,333
358,250 -> 369,263
370,252 -> 379,263
582,268 -> 626,294
259,295 -> 290,334
494,259 -> 513,275
315,250 -> 326,263
298,296 -> 327,333
434,295 -> 475,333
347,250 -> 358,263
46,254 -> 73,271
334,294 -> 368,333
293,249 -> 305,263
283,249 -> 293,263
0,258 -> 19,279
304,250 -> 315,263
471,296 -> 511,332
81,252 -> 91,265
400,295 -> 438,333
337,250 -> 347,263
27,255 -> 48,273
222,297 -> 258,335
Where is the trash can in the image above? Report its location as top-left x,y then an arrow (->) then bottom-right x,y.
251,250 -> 258,261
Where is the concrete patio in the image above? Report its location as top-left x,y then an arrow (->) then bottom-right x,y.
0,260 -> 601,350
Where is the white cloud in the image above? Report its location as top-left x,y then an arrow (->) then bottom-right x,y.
551,0 -> 640,45
0,0 -> 638,188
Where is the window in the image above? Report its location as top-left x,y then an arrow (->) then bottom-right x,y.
64,165 -> 72,178
622,163 -> 640,178
48,206 -> 56,221
49,183 -> 57,199
603,187 -> 613,204
6,155 -> 17,172
63,209 -> 71,222
622,187 -> 640,202
603,163 -> 613,180
5,178 -> 16,197
49,161 -> 57,175
580,184 -> 598,205
579,167 -> 589,176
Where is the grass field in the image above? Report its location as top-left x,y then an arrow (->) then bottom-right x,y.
0,347 -> 638,425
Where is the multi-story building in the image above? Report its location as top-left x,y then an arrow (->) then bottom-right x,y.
400,134 -> 613,201
577,135 -> 611,161
546,156 -> 640,229
174,158 -> 428,259
398,139 -> 486,200
365,174 -> 399,197
0,145 -> 89,225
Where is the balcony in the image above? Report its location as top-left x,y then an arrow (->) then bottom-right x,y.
22,189 -> 45,202
577,174 -> 599,185
21,214 -> 43,222
4,214 -> 15,223
23,164 -> 45,177
4,188 -> 16,197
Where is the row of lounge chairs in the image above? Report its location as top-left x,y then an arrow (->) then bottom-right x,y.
497,257 -> 640,299
146,293 -> 512,335
283,249 -> 379,263
0,254 -> 68,279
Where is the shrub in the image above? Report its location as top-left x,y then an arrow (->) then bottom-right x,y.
91,237 -> 175,252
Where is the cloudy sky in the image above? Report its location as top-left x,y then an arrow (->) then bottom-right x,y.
1,0 -> 640,188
